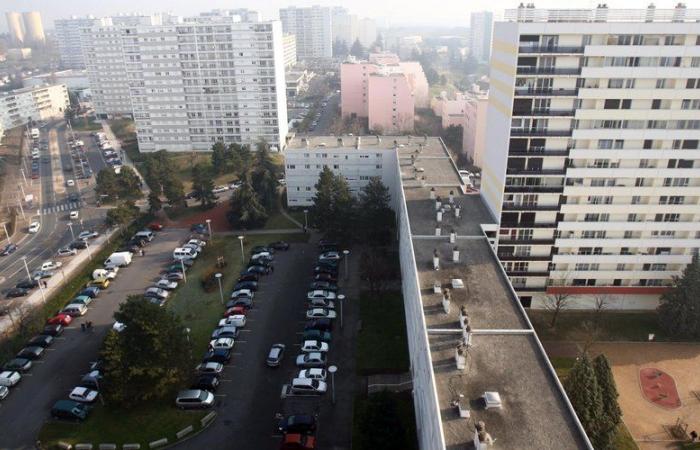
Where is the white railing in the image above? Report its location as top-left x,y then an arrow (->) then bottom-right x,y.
505,7 -> 700,23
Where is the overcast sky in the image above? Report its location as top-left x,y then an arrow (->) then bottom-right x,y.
1,0 -> 688,32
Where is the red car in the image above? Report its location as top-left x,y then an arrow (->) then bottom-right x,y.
223,306 -> 246,318
47,313 -> 73,326
148,222 -> 164,231
280,434 -> 316,450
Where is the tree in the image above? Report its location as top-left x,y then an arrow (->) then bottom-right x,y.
371,33 -> 384,51
657,256 -> 700,339
250,139 -> 279,208
360,251 -> 397,294
116,166 -> 143,199
227,181 -> 268,229
232,143 -> 252,178
310,167 -> 336,233
543,279 -> 575,328
147,191 -> 162,214
101,296 -> 193,408
163,179 -> 185,208
333,39 -> 349,57
191,163 -> 217,208
564,354 -> 604,446
210,142 -> 228,175
350,39 -> 365,59
358,177 -> 395,245
356,392 -> 411,450
441,125 -> 463,153
310,167 -> 356,240
106,200 -> 139,228
95,167 -> 143,202
593,354 -> 622,449
95,168 -> 119,200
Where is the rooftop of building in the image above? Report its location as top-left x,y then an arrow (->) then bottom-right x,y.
0,83 -> 63,97
395,136 -> 592,449
505,4 -> 700,23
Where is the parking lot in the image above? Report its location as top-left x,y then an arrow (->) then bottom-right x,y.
184,238 -> 357,450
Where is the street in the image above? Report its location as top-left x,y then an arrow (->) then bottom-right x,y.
308,92 -> 340,136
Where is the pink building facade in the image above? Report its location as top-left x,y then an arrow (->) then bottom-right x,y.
341,53 -> 428,134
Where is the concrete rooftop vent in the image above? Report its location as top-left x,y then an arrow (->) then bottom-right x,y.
337,137 -> 343,147
483,391 -> 502,409
375,135 -> 381,144
355,136 -> 361,149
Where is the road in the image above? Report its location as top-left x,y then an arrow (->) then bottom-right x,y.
308,92 -> 340,136
0,122 -> 104,317
0,229 -> 188,449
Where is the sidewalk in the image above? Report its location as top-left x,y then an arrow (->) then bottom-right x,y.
99,121 -> 150,206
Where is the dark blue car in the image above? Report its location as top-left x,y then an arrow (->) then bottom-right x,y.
0,243 -> 17,256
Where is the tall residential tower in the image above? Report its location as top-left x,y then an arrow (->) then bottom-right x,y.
279,6 -> 332,59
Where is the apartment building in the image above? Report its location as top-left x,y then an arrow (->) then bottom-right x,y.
279,6 -> 332,59
331,7 -> 377,49
82,11 -> 288,151
54,16 -> 103,69
341,53 -> 429,133
483,4 -> 700,309
0,84 -> 69,131
469,11 -> 494,63
282,34 -> 298,68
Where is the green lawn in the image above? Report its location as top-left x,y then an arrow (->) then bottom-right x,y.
549,356 -> 576,380
356,291 -> 410,375
529,310 -> 666,342
71,116 -> 102,132
614,423 -> 639,450
352,391 -> 418,450
39,402 -> 207,447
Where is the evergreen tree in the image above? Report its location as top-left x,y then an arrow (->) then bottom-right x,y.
333,39 -> 349,57
358,177 -> 395,245
147,191 -> 162,213
310,167 -> 337,233
227,181 -> 268,229
106,200 -> 139,228
564,354 -> 604,447
330,172 -> 355,240
163,179 -> 185,208
350,38 -> 365,58
593,354 -> 622,447
191,163 -> 217,208
251,139 -> 279,208
211,142 -> 228,175
658,256 -> 700,339
95,168 -> 119,200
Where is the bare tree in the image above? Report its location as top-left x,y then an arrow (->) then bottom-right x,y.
543,291 -> 575,328
592,294 -> 615,329
3,303 -> 41,337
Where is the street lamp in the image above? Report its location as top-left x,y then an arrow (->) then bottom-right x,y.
343,249 -> 350,280
67,222 -> 75,240
184,328 -> 190,343
22,257 -> 45,302
337,294 -> 345,329
1,222 -> 10,245
181,259 -> 187,283
85,239 -> 92,260
206,219 -> 213,238
303,209 -> 309,230
238,235 -> 245,261
328,365 -> 338,405
215,273 -> 224,305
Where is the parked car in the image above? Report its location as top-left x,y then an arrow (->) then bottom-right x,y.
309,281 -> 337,292
307,290 -> 336,301
155,279 -> 178,290
233,281 -> 258,292
16,279 -> 39,290
16,346 -> 44,360
80,287 -> 101,298
32,269 -> 54,280
71,295 -> 93,306
164,272 -> 185,281
318,251 -> 341,262
313,266 -> 337,276
302,329 -> 331,343
88,279 -> 110,289
42,324 -> 64,336
313,273 -> 337,283
280,433 -> 317,450
5,288 -> 28,298
78,230 -> 99,240
196,362 -> 224,375
3,358 -> 32,372
268,241 -> 290,251
251,245 -> 274,254
290,377 -> 327,395
47,314 -> 72,326
57,247 -> 78,257
242,265 -> 271,275
202,348 -> 231,364
0,371 -> 21,387
51,400 -> 90,421
148,222 -> 164,231
300,340 -> 329,353
277,414 -> 317,434
191,374 -> 220,392
250,251 -> 273,261
79,371 -> 103,390
308,298 -> 335,309
266,344 -> 286,367
237,273 -> 259,283
27,334 -> 54,348
209,337 -> 235,350
218,315 -> 246,328
69,240 -> 88,250
176,389 -> 215,409
230,289 -> 254,300
306,308 -> 337,320
295,352 -> 327,368
28,221 -> 41,233
249,257 -> 273,268
40,261 -> 63,271
0,244 -> 18,256
187,238 -> 206,247
227,297 -> 253,310
212,185 -> 229,194
144,287 -> 169,300
223,306 -> 246,317
190,223 -> 207,234
69,387 -> 99,403
304,319 -> 332,332
211,326 -> 239,340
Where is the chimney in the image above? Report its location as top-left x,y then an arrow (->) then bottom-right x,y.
433,249 -> 439,270
376,135 -> 381,144
435,226 -> 441,236
337,137 -> 343,147
437,210 -> 443,223
450,230 -> 456,243
429,187 -> 436,199
453,246 -> 460,262
355,136 -> 361,149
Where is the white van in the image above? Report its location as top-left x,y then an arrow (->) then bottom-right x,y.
173,247 -> 198,260
62,304 -> 88,317
103,252 -> 132,269
134,230 -> 154,242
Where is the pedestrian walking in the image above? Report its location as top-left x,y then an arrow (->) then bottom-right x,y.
81,323 -> 86,332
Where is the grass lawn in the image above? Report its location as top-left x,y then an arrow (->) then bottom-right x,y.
352,391 -> 418,450
356,291 -> 410,375
39,402 -> 207,447
529,310 -> 666,342
71,116 -> 102,132
549,356 -> 576,380
614,423 -> 639,450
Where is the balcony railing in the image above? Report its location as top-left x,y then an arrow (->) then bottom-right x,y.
506,168 -> 567,175
516,66 -> 581,75
518,45 -> 585,54
499,238 -> 556,245
510,128 -> 573,137
509,149 -> 570,156
512,108 -> 576,117
500,220 -> 559,228
514,88 -> 579,97
497,254 -> 553,261
502,203 -> 561,212
504,185 -> 565,193
506,271 -> 551,277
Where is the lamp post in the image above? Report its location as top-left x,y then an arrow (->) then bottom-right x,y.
343,249 -> 350,280
238,235 -> 245,261
303,209 -> 308,229
1,222 -> 10,244
328,365 -> 338,405
337,294 -> 345,329
206,219 -> 212,238
67,222 -> 75,240
85,239 -> 92,260
23,257 -> 45,302
215,273 -> 224,305
181,259 -> 187,283
185,328 -> 191,343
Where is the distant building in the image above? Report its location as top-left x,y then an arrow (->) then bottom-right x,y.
341,53 -> 428,134
286,70 -> 314,98
469,11 -> 493,62
22,12 -> 46,46
54,16 -> 103,69
0,84 -> 69,131
282,34 -> 297,68
6,48 -> 32,60
357,18 -> 377,48
24,70 -> 89,90
279,6 -> 332,59
5,12 -> 25,46
331,7 -> 357,48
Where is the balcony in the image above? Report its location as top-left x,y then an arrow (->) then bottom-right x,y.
505,185 -> 565,193
498,238 -> 556,246
497,254 -> 553,261
512,108 -> 576,117
516,66 -> 581,75
510,128 -> 572,137
506,271 -> 551,277
518,45 -> 585,54
506,168 -> 566,175
502,203 -> 560,212
514,88 -> 579,97
500,220 -> 559,228
509,148 -> 570,157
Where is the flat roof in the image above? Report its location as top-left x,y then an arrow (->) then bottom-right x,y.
395,137 -> 591,449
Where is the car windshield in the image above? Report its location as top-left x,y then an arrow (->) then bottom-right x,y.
198,391 -> 209,401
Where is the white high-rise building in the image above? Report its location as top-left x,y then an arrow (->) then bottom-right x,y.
469,10 -> 493,63
279,6 -> 332,59
55,16 -> 103,69
483,4 -> 700,309
81,10 -> 288,151
0,84 -> 69,130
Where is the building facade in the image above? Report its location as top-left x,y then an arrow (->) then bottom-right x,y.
0,84 -> 69,131
22,12 -> 45,46
483,5 -> 700,309
279,6 -> 332,59
6,12 -> 25,46
469,11 -> 494,63
282,34 -> 298,68
55,16 -> 103,69
81,11 -> 288,151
